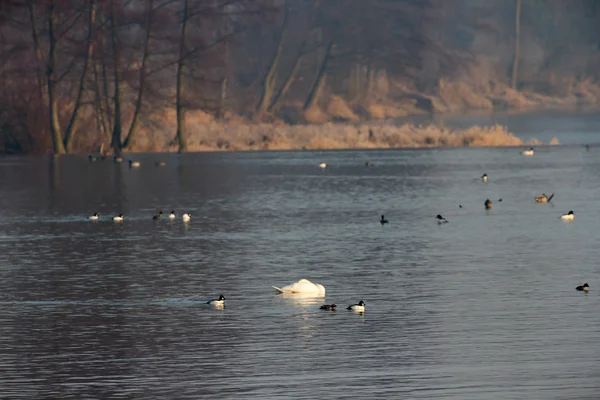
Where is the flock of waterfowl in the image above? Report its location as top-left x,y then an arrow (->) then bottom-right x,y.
323,145 -> 590,293
88,154 -> 166,168
88,210 -> 191,222
272,279 -> 365,313
203,278 -> 364,313
85,144 -> 590,308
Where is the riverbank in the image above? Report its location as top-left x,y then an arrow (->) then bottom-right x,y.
120,115 -> 557,153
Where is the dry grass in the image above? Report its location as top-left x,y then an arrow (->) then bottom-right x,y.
326,95 -> 359,121
127,115 -> 551,152
365,103 -> 410,119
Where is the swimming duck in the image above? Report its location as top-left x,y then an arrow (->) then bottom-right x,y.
153,211 -> 163,220
380,215 -> 389,225
365,161 -> 374,167
585,144 -> 591,151
319,162 -> 327,169
459,204 -> 463,208
535,193 -> 554,203
319,304 -> 337,310
182,213 -> 191,222
272,279 -> 326,296
207,295 -> 225,306
114,156 -> 123,163
436,214 -> 449,224
88,155 -> 97,162
576,283 -> 589,292
129,160 -> 141,168
481,173 -> 488,183
484,199 -> 492,209
155,161 -> 166,167
520,147 -> 534,156
113,214 -> 124,222
560,210 -> 574,220
169,211 -> 176,220
88,212 -> 99,221
347,300 -> 365,312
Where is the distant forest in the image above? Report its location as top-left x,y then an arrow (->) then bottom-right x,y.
1,0 -> 600,154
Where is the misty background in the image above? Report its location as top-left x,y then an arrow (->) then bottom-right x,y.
1,0 -> 599,154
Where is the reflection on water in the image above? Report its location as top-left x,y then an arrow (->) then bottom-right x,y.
1,121 -> 600,398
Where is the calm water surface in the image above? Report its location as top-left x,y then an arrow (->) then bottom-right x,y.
1,120 -> 600,399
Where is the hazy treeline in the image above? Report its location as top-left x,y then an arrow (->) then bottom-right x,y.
0,0 -> 598,154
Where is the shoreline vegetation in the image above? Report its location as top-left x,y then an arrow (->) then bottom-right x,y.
120,116 -> 560,154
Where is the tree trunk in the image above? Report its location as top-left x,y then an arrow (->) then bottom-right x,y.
175,0 -> 189,153
109,1 -> 123,155
365,63 -> 375,100
268,52 -> 304,113
511,0 -> 522,90
123,0 -> 153,149
92,60 -> 110,140
63,0 -> 96,151
28,3 -> 45,101
46,0 -> 66,155
217,38 -> 230,120
303,41 -> 333,111
100,56 -> 113,134
255,1 -> 289,118
269,2 -> 319,114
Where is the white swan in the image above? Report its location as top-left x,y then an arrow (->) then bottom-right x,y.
272,279 -> 326,296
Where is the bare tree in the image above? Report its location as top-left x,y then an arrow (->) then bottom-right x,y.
122,0 -> 154,150
175,0 -> 190,152
255,1 -> 288,118
511,0 -> 522,89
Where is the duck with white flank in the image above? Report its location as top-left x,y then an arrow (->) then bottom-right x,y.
89,212 -> 99,221
320,304 -> 336,310
113,214 -> 124,222
129,160 -> 141,168
207,295 -> 225,306
436,214 -> 449,224
576,283 -> 589,292
347,300 -> 365,312
520,147 -> 534,156
153,211 -> 163,220
481,173 -> 488,183
484,199 -> 492,209
182,213 -> 191,222
560,210 -> 574,221
319,162 -> 327,169
535,193 -> 554,203
169,211 -> 176,220
380,215 -> 389,225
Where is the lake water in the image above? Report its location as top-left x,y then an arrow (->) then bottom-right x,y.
1,115 -> 600,399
